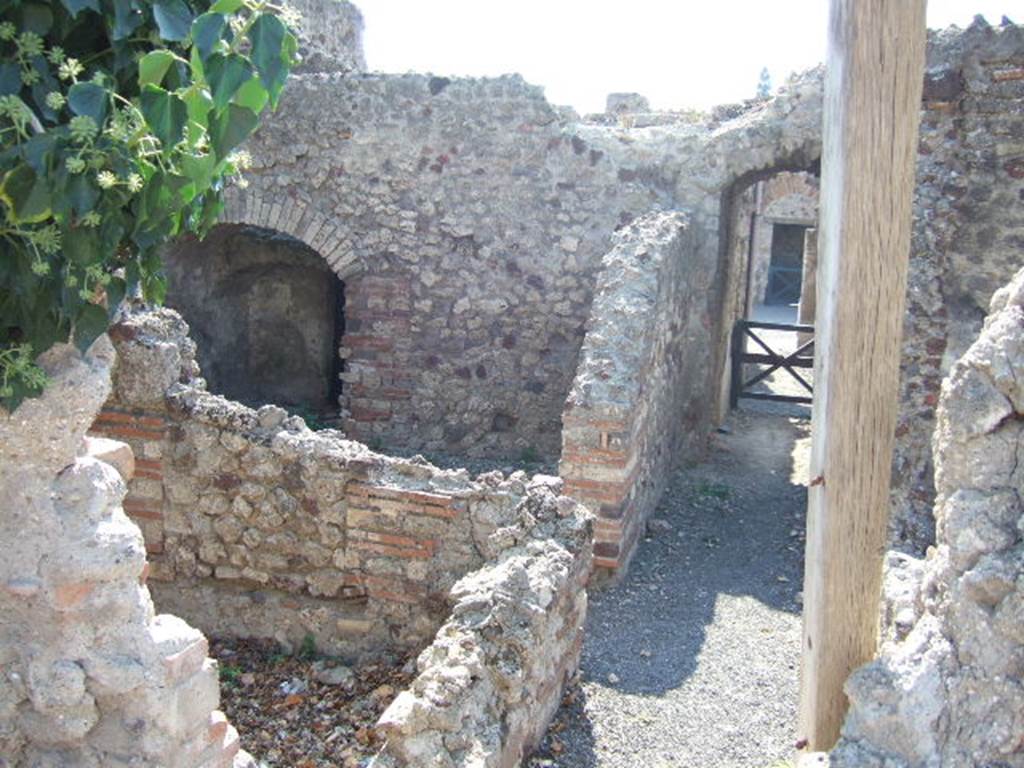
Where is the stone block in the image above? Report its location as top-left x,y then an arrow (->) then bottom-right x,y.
84,436 -> 135,482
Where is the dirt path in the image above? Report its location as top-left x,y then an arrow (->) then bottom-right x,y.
533,409 -> 811,768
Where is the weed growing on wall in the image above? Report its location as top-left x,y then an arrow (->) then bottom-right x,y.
0,0 -> 299,410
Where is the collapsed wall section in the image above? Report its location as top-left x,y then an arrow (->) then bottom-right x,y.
0,340 -> 249,768
374,480 -> 592,768
822,266 -> 1024,767
560,211 -> 707,577
89,307 -> 591,657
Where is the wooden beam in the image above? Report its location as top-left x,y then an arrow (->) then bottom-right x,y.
798,0 -> 926,752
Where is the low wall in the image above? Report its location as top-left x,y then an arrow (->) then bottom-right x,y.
90,308 -> 590,657
560,210 -> 709,578
375,478 -> 592,767
823,267 -> 1024,766
0,339 -> 249,768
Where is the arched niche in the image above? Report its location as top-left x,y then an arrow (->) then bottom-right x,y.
162,224 -> 346,412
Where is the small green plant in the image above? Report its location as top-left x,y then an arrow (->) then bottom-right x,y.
297,632 -> 316,660
289,403 -> 327,431
219,662 -> 242,685
696,480 -> 731,500
519,445 -> 541,464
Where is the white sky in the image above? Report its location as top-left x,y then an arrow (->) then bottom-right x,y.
352,1 -> 1019,114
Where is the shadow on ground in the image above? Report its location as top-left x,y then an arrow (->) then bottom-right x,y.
533,409 -> 810,768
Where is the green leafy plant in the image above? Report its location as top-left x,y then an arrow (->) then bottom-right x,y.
297,632 -> 316,660
0,0 -> 299,410
518,445 -> 540,464
219,661 -> 242,686
696,480 -> 731,500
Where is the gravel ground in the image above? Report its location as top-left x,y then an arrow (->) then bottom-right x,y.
532,409 -> 811,768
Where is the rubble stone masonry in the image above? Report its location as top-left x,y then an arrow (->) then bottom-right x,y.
561,212 -> 705,577
89,308 -> 592,657
0,339 -> 251,768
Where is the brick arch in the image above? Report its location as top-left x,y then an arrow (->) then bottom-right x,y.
221,189 -> 362,281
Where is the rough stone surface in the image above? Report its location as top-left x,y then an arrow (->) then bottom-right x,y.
828,266 -> 1024,767
203,64 -> 823,461
560,211 -> 707,576
0,339 -> 248,768
91,307 -> 594,657
890,19 -> 1024,553
163,2 -> 1021,559
373,478 -> 592,768
291,0 -> 365,74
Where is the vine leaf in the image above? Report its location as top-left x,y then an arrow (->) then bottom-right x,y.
233,77 -> 269,113
191,13 -> 226,61
73,303 -> 108,353
209,103 -> 257,159
206,53 -> 254,110
139,50 -> 176,87
112,0 -> 144,40
153,0 -> 194,41
210,0 -> 244,12
60,0 -> 100,17
68,82 -> 108,126
0,165 -> 51,224
139,85 -> 188,150
249,14 -> 290,105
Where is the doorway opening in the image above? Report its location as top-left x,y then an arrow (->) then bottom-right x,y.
162,224 -> 346,420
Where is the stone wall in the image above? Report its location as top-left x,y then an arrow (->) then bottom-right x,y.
374,478 -> 592,767
206,64 -> 823,461
822,266 -> 1024,767
175,2 -> 1020,560
560,212 -> 706,577
890,19 -> 1024,552
89,308 -> 592,657
291,0 -> 365,74
0,339 -> 250,768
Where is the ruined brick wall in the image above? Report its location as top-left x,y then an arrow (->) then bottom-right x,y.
1,339 -> 249,768
824,266 -> 1024,768
375,479 -> 592,768
561,212 -> 706,577
890,19 -> 1024,552
90,308 -> 590,656
171,11 -> 1019,562
207,67 -> 823,462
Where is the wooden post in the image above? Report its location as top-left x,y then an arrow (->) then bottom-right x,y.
797,228 -> 817,347
798,0 -> 926,752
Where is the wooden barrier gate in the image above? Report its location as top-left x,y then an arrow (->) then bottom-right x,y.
729,319 -> 814,407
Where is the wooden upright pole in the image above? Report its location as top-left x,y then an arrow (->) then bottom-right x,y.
798,0 -> 926,751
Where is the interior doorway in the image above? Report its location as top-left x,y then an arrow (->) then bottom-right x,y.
765,223 -> 809,306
